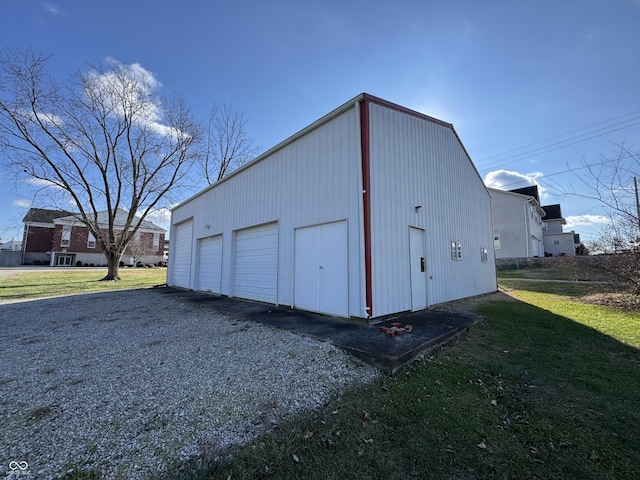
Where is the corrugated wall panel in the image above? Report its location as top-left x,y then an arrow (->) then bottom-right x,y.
368,103 -> 496,316
170,107 -> 365,317
170,220 -> 193,288
234,223 -> 278,302
196,234 -> 223,293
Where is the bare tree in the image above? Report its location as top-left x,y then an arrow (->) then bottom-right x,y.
201,103 -> 258,184
0,50 -> 201,280
567,143 -> 640,246
565,143 -> 640,293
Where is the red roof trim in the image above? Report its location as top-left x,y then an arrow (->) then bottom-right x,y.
362,93 -> 452,129
362,93 -> 486,196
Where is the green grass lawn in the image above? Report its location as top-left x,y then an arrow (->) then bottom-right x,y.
171,280 -> 639,480
0,267 -> 167,302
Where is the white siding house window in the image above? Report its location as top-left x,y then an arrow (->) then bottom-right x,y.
542,222 -> 547,231
87,232 -> 96,249
153,232 -> 160,251
451,241 -> 462,260
61,225 -> 71,247
553,240 -> 560,245
480,247 -> 489,263
494,235 -> 501,250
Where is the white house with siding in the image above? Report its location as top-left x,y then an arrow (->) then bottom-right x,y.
489,186 -> 545,259
542,204 -> 577,256
167,94 -> 497,319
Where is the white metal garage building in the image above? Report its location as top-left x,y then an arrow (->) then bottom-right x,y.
167,93 -> 497,319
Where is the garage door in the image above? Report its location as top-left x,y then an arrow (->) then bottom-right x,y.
171,220 -> 193,288
197,235 -> 222,293
234,223 -> 278,303
294,220 -> 348,316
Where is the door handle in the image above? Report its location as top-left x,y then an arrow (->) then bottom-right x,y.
420,257 -> 425,272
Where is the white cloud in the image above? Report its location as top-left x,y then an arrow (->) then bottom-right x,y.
87,61 -> 159,115
85,59 -> 184,139
24,177 -> 60,188
121,61 -> 162,91
484,169 -> 548,198
42,2 -> 60,15
13,199 -> 32,208
22,109 -> 64,126
565,214 -> 609,229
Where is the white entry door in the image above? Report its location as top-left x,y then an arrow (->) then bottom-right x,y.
234,223 -> 278,303
197,235 -> 222,293
409,226 -> 427,310
294,221 -> 348,317
171,220 -> 193,289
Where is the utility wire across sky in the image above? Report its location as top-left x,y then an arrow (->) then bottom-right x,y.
476,111 -> 640,171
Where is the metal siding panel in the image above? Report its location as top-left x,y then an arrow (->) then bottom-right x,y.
234,223 -> 278,302
409,227 -> 427,310
171,220 -> 193,288
170,108 -> 364,316
294,225 -> 320,311
197,235 -> 222,293
369,103 -> 496,315
294,220 -> 349,317
318,221 -> 349,316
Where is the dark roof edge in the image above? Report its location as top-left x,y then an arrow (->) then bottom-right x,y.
22,207 -> 77,224
362,94 -> 487,197
361,93 -> 453,129
173,92 -> 487,211
173,94 -> 366,210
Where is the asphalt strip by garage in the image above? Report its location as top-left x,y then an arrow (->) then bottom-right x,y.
158,286 -> 479,373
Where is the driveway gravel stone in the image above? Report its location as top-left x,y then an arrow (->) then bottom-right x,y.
0,288 -> 378,479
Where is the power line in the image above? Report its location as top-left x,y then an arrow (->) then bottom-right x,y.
478,110 -> 640,163
476,114 -> 640,171
490,153 -> 637,190
478,118 -> 640,171
481,123 -> 640,172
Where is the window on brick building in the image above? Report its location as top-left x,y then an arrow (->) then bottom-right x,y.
61,225 -> 71,247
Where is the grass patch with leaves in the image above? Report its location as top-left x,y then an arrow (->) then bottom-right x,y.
500,278 -> 639,313
0,268 -> 167,302
171,283 -> 639,480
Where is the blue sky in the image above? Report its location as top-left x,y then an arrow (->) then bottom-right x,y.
1,0 -> 639,243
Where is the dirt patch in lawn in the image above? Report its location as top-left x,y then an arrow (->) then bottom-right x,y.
576,291 -> 640,311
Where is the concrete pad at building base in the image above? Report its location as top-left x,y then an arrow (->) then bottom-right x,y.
159,287 -> 478,373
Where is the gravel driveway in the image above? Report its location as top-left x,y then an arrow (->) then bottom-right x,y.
0,288 -> 378,479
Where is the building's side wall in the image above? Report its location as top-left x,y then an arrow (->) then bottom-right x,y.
543,232 -> 576,257
490,191 -> 529,258
490,191 -> 545,259
368,103 -> 496,315
543,219 -> 564,234
50,224 -> 100,254
169,107 -> 366,316
50,225 -> 165,265
527,204 -> 545,258
0,251 -> 22,267
22,224 -> 55,264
